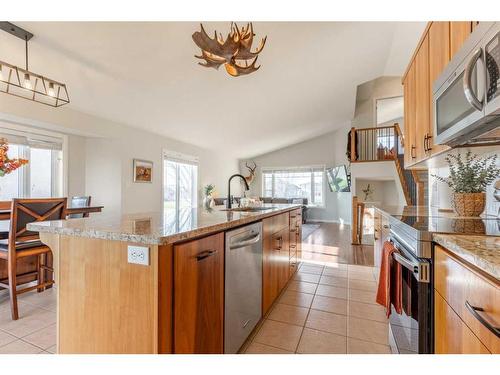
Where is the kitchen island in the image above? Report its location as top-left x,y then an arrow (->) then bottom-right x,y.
27,204 -> 303,354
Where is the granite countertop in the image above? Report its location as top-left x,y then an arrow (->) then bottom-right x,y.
433,234 -> 500,281
369,204 -> 431,217
27,204 -> 302,245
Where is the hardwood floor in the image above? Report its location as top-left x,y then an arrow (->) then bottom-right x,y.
302,223 -> 374,267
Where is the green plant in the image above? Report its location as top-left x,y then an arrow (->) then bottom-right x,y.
431,151 -> 499,193
204,184 -> 215,197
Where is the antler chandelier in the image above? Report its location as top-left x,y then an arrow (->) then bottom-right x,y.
192,22 -> 267,77
0,22 -> 69,107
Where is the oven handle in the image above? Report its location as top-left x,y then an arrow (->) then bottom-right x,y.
463,48 -> 484,111
393,252 -> 418,274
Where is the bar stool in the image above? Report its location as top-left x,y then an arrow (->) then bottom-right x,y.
0,198 -> 67,320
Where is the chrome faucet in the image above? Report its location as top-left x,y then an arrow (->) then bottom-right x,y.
227,174 -> 250,209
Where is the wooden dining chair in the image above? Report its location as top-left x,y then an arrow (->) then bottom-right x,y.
69,196 -> 92,218
0,198 -> 67,320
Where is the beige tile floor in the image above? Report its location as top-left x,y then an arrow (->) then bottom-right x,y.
242,255 -> 393,354
0,223 -> 391,355
0,287 -> 57,354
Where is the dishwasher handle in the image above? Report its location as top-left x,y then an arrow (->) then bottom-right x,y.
229,232 -> 261,250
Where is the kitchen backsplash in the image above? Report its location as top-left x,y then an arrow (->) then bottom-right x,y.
429,148 -> 500,218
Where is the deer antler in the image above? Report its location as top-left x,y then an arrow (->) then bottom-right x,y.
193,22 -> 267,77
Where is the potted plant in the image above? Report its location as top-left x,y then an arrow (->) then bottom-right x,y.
203,184 -> 216,209
0,138 -> 28,177
432,151 -> 499,217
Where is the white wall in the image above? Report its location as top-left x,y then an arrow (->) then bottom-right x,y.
429,147 -> 500,217
0,94 -> 240,214
239,126 -> 353,223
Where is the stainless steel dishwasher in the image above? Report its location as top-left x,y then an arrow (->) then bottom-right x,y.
224,221 -> 263,354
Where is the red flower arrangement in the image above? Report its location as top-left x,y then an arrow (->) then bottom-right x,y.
0,138 -> 28,177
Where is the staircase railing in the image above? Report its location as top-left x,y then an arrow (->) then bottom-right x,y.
349,123 -> 415,205
349,123 -> 404,162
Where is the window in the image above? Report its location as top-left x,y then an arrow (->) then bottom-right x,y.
0,127 -> 63,200
163,153 -> 198,211
262,166 -> 325,206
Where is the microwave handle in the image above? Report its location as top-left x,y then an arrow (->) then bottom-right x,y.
463,48 -> 484,111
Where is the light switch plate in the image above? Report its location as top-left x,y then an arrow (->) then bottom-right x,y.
127,245 -> 150,266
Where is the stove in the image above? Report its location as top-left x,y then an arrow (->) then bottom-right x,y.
386,213 -> 499,354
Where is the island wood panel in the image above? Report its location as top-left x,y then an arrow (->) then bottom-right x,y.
435,291 -> 490,354
434,246 -> 500,353
173,232 -> 224,354
56,235 -> 159,354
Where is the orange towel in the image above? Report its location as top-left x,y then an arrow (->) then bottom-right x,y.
376,241 -> 402,317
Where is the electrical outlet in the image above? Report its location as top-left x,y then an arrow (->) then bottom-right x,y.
127,245 -> 149,266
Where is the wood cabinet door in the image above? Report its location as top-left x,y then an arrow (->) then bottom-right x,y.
450,21 -> 472,58
435,246 -> 500,353
435,291 -> 490,354
428,22 -> 452,157
173,232 -> 224,354
262,228 -> 280,314
403,62 -> 417,167
277,228 -> 290,291
414,34 -> 430,162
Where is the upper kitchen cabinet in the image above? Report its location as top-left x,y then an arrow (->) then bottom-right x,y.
414,34 -> 430,162
402,21 -> 474,168
428,22 -> 452,156
403,62 -> 417,167
450,22 -> 473,57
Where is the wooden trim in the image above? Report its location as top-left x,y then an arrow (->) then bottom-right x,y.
350,127 -> 356,162
355,124 -> 399,132
438,245 -> 499,287
402,22 -> 433,83
394,158 -> 412,205
158,244 -> 173,353
411,170 -> 425,206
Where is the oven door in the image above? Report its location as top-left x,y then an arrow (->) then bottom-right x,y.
388,236 -> 433,354
434,46 -> 486,145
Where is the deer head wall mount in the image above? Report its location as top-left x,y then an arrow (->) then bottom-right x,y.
192,22 -> 267,77
244,161 -> 257,185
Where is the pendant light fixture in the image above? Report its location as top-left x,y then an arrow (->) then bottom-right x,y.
0,22 -> 69,107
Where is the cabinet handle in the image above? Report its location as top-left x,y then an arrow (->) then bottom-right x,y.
465,301 -> 500,338
411,145 -> 416,159
274,236 -> 283,250
196,250 -> 217,261
426,134 -> 432,152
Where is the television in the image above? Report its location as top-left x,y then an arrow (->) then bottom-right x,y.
326,165 -> 350,192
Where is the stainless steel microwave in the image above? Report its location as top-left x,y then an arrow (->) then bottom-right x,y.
433,22 -> 500,146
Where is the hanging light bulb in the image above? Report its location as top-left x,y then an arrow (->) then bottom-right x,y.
0,22 -> 69,107
23,72 -> 32,89
47,82 -> 55,97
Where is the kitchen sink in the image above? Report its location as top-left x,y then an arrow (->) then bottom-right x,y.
222,206 -> 277,212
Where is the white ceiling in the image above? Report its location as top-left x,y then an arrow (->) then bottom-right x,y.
0,22 -> 425,158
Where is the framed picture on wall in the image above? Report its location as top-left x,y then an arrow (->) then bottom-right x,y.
133,159 -> 153,183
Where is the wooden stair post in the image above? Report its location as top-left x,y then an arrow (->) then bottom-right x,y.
393,158 -> 412,205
